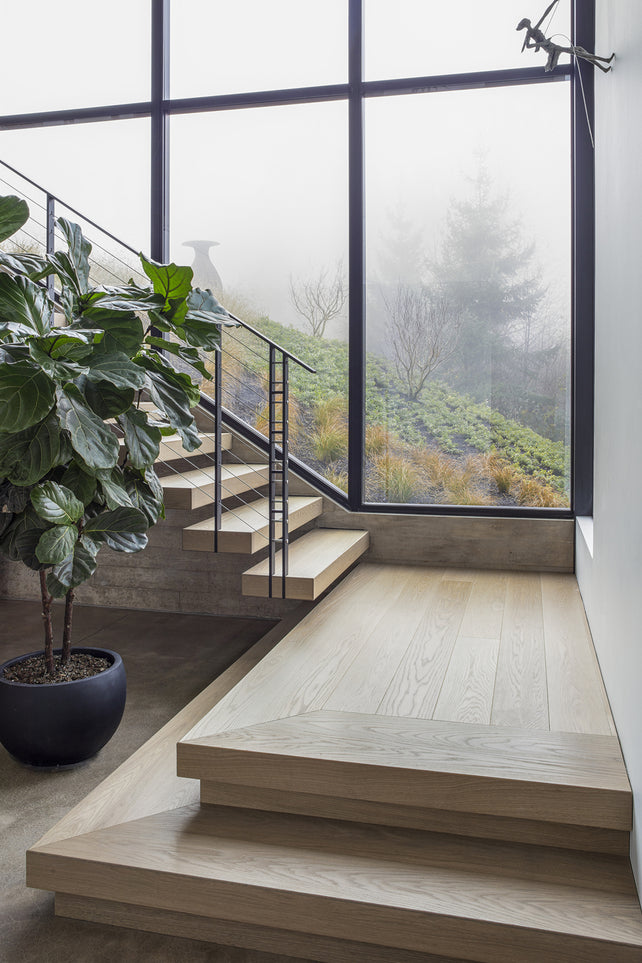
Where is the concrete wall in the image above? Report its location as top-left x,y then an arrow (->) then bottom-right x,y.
576,1 -> 642,891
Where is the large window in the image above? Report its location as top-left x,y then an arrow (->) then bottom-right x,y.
0,0 -> 586,515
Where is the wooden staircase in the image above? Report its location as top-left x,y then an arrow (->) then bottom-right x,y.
151,403 -> 369,600
26,565 -> 642,962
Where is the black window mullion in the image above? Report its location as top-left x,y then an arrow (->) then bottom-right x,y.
348,0 -> 365,511
151,0 -> 170,263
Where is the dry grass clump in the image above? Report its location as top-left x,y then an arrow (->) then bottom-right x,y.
415,449 -> 490,506
516,476 -> 569,508
365,423 -> 390,458
323,467 -> 349,493
482,452 -> 516,495
373,452 -> 420,503
254,396 -> 303,445
310,396 -> 349,464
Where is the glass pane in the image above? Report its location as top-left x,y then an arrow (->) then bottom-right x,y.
171,0 -> 347,98
365,82 -> 571,508
0,120 -> 151,259
171,102 -> 349,494
0,1 -> 150,114
365,0 -> 571,80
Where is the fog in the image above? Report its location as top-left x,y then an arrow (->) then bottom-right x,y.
0,0 -> 572,339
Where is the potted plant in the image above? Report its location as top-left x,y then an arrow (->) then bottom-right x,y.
0,193 -> 231,767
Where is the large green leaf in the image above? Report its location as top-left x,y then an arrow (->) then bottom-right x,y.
34,329 -> 104,361
82,377 -> 135,419
80,309 -> 144,358
140,255 -> 193,308
81,287 -> 163,314
60,460 -> 97,506
54,218 -> 91,296
0,507 -> 50,570
179,315 -> 223,351
84,505 -> 148,552
141,362 -> 200,451
36,523 -> 78,564
0,412 -> 61,486
125,471 -> 164,525
0,512 -> 13,538
187,287 -> 233,323
118,408 -> 162,469
86,349 -> 146,390
55,384 -> 119,470
96,468 -> 134,510
0,480 -> 29,513
0,195 -> 29,243
145,336 -> 212,379
31,481 -> 84,526
0,274 -> 53,336
28,341 -> 88,382
46,541 -> 97,597
0,249 -> 49,278
0,360 -> 55,431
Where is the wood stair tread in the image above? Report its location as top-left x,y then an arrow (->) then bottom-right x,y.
182,496 -> 323,554
27,804 -> 642,962
178,710 -> 631,830
242,528 -> 369,600
161,463 -> 269,509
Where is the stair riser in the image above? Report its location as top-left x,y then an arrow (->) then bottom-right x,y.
182,498 -> 323,555
198,781 -> 630,855
177,748 -> 632,831
25,856 -> 640,963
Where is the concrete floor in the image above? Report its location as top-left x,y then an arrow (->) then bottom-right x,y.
0,598 -> 310,963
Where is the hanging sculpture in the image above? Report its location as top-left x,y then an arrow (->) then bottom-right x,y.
517,1 -> 615,73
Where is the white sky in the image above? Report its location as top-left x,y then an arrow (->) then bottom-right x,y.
0,0 -> 572,333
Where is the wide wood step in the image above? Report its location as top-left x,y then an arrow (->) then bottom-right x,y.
120,431 -> 232,465
27,804 -> 642,963
182,496 -> 324,554
161,463 -> 269,510
241,528 -> 369,600
178,710 -> 632,832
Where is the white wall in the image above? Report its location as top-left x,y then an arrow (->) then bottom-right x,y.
577,0 -> 642,891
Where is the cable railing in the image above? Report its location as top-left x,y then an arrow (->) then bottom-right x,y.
0,157 -> 318,598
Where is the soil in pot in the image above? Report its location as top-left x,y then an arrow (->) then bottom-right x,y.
2,652 -> 111,684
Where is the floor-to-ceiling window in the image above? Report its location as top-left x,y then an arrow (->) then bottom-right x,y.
0,0 -> 589,515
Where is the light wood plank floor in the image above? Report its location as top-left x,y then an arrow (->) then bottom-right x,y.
186,564 -> 615,741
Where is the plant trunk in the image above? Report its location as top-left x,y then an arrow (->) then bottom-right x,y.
39,571 -> 55,677
61,589 -> 75,664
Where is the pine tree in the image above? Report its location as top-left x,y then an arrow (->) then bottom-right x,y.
431,163 -> 546,405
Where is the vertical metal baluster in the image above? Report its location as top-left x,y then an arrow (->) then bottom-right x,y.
268,345 -> 276,598
46,194 -> 55,305
281,355 -> 289,599
213,346 -> 222,552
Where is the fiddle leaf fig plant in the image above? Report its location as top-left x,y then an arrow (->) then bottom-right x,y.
0,194 -> 233,679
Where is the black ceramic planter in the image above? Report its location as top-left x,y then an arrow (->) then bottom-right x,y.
0,647 -> 126,768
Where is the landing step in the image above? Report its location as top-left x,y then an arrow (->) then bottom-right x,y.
182,496 -> 323,553
27,805 -> 642,963
178,710 -> 632,831
121,432 -> 231,464
161,463 -> 269,510
241,528 -> 369,600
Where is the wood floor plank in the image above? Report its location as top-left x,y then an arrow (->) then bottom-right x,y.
541,574 -> 615,736
377,577 -> 472,720
458,571 -> 508,639
491,573 -> 549,730
321,566 -> 444,714
183,564 -> 414,738
433,636 -> 500,725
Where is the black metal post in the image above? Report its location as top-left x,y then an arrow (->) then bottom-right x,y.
572,0 -> 595,517
151,0 -> 170,263
213,347 -> 222,551
281,355 -> 289,599
268,346 -> 277,597
348,0 -> 365,512
45,194 -> 55,301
